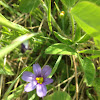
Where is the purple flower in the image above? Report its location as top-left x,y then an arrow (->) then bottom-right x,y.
22,63 -> 53,97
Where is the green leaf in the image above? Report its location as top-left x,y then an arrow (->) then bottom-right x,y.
7,84 -> 24,100
41,1 -> 64,35
61,0 -> 77,7
0,59 -> 14,75
94,38 -> 100,49
0,1 -> 9,9
79,57 -> 96,85
4,65 -> 14,75
45,43 -> 77,55
0,33 -> 39,59
88,55 -> 100,59
19,0 -> 40,13
93,78 -> 100,99
0,13 -> 29,32
0,1 -> 13,13
47,0 -> 52,32
71,1 -> 100,41
44,91 -> 72,100
79,49 -> 100,55
2,67 -> 28,100
74,24 -> 81,42
77,34 -> 91,43
54,31 -> 73,45
93,78 -> 100,91
79,0 -> 100,6
48,55 -> 62,78
28,90 -> 39,100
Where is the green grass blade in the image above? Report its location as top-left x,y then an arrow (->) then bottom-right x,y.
41,0 -> 64,35
47,0 -> 52,32
54,31 -> 73,45
0,33 -> 39,59
0,13 -> 29,32
48,55 -> 62,78
2,67 -> 28,100
79,49 -> 100,55
77,34 -> 91,43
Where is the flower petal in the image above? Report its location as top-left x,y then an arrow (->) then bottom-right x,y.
22,71 -> 35,82
24,81 -> 37,92
41,65 -> 51,77
36,84 -> 47,97
43,78 -> 53,85
33,63 -> 41,76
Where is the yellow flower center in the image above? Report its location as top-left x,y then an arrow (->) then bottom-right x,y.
36,77 -> 43,84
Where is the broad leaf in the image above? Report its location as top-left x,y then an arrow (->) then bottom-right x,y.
61,0 -> 77,7
93,78 -> 100,91
45,43 -> 77,55
79,0 -> 100,6
19,0 -> 40,13
71,1 -> 100,41
93,78 -> 100,99
44,91 -> 72,100
79,57 -> 96,85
